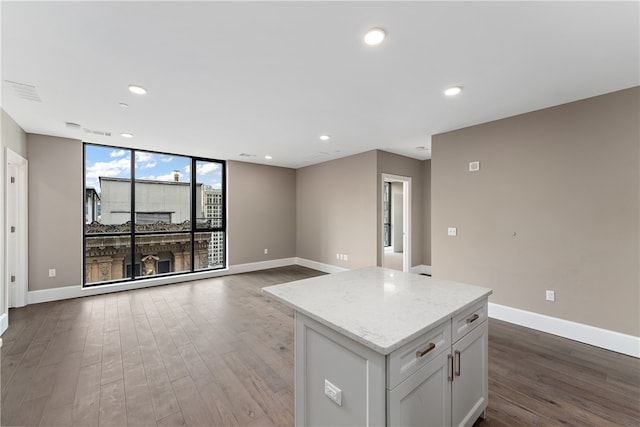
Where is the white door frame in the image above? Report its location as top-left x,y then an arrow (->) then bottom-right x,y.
381,173 -> 411,272
5,148 -> 28,315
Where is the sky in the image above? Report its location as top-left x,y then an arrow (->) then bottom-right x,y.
85,144 -> 222,194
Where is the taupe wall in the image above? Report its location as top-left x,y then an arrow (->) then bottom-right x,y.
227,160 -> 296,265
422,160 -> 431,266
432,87 -> 639,336
377,150 -> 424,267
28,134 -> 83,291
296,151 -> 378,269
2,110 -> 27,157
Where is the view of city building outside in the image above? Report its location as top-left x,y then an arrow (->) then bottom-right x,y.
84,144 -> 225,285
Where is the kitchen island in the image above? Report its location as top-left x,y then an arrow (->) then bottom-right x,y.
263,266 -> 492,427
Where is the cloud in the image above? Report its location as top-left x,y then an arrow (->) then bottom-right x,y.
160,156 -> 174,163
135,152 -> 154,163
196,162 -> 219,175
184,165 -> 191,173
142,162 -> 157,169
109,149 -> 126,158
86,157 -> 131,179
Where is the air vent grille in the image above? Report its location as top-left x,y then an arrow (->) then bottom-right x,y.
83,128 -> 112,137
5,80 -> 42,102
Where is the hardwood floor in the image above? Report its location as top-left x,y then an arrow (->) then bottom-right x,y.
1,266 -> 638,426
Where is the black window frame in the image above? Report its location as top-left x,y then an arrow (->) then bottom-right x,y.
83,142 -> 226,287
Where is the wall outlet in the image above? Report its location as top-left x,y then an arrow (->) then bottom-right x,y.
264,248 -> 268,254
469,161 -> 480,172
546,290 -> 556,302
448,227 -> 457,236
324,379 -> 342,406
48,269 -> 56,277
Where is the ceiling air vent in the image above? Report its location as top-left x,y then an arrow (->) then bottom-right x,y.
83,128 -> 112,137
5,80 -> 42,102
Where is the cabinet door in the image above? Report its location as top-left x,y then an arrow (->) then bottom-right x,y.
388,350 -> 452,427
451,320 -> 488,427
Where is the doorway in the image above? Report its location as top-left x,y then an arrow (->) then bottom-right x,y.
4,148 -> 28,333
381,174 -> 411,272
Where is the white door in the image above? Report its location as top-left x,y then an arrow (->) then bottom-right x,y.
5,148 -> 28,317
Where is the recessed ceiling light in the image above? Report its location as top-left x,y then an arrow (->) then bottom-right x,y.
265,155 -> 273,160
364,28 -> 386,45
128,85 -> 147,95
444,86 -> 463,96
319,135 -> 331,141
119,102 -> 129,108
120,133 -> 134,138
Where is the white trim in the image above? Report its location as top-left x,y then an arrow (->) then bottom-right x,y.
29,257 -> 297,304
0,313 -> 7,335
227,258 -> 297,275
23,257 -> 639,359
489,302 -> 640,358
409,264 -> 432,275
5,148 -> 28,310
295,257 -> 348,274
381,174 -> 412,273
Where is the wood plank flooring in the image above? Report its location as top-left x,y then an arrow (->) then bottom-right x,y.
1,266 -> 638,426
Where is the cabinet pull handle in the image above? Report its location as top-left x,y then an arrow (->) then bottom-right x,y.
415,343 -> 436,358
455,350 -> 461,376
448,354 -> 454,382
466,313 -> 480,324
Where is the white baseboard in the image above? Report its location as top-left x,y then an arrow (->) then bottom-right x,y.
295,257 -> 349,274
26,257 -> 309,304
489,303 -> 639,358
410,264 -> 432,275
227,258 -> 298,275
24,259 -> 639,358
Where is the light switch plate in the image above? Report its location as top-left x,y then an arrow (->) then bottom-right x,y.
469,161 -> 480,172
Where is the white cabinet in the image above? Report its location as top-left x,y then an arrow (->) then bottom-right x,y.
388,350 -> 452,427
387,300 -> 488,427
294,298 -> 489,427
451,322 -> 488,427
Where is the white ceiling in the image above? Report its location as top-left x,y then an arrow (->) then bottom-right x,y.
2,1 -> 638,169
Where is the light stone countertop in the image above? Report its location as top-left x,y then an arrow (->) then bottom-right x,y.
263,266 -> 492,355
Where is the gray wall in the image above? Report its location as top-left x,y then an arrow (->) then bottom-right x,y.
296,151 -> 378,269
28,134 -> 83,291
431,87 -> 639,336
377,150 -> 425,267
2,110 -> 27,157
227,160 -> 296,265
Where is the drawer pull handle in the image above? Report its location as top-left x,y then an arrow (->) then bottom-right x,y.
466,313 -> 480,324
448,354 -> 454,382
455,350 -> 461,376
415,343 -> 436,358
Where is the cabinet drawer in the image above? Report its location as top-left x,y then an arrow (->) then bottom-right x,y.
387,319 -> 451,389
452,299 -> 487,343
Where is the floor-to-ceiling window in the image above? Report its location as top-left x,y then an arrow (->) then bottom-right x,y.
83,143 -> 225,286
